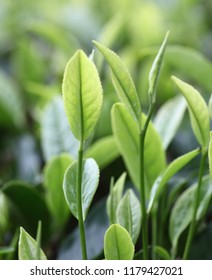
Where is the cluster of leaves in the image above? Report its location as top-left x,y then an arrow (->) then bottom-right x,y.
1,0 -> 212,260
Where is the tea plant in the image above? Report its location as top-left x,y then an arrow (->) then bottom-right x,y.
10,33 -> 212,260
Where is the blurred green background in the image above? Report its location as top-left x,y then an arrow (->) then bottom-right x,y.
0,0 -> 212,259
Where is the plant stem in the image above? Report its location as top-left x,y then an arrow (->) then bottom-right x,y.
139,103 -> 155,260
151,209 -> 157,260
77,141 -> 87,260
139,131 -> 148,260
182,150 -> 207,260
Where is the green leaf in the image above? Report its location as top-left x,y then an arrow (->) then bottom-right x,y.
63,158 -> 99,221
111,103 -> 166,193
41,96 -> 79,161
0,71 -> 25,128
62,50 -> 103,141
117,189 -> 141,244
93,41 -> 142,125
147,148 -> 200,213
18,227 -> 47,260
148,31 -> 169,102
44,154 -> 73,228
85,136 -> 120,169
169,175 -> 212,251
154,246 -> 171,260
166,46 -> 212,93
104,224 -> 134,260
2,181 -> 51,242
154,95 -> 187,149
106,172 -> 126,224
171,76 -> 210,147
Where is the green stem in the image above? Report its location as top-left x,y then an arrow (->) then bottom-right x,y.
139,103 -> 155,260
77,141 -> 87,260
183,150 -> 207,260
151,209 -> 157,260
139,131 -> 148,260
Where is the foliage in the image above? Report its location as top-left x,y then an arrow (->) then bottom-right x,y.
0,0 -> 212,260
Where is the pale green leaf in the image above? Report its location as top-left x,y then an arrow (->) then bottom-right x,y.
106,172 -> 126,224
63,158 -> 99,221
93,41 -> 142,125
169,175 -> 212,251
111,103 -> 166,193
62,50 -> 103,141
117,189 -> 141,244
104,224 -> 134,260
147,148 -> 200,214
85,136 -> 120,169
148,31 -> 169,102
171,76 -> 210,147
43,154 -> 73,228
154,246 -> 171,260
18,227 -> 47,260
41,96 -> 79,160
154,95 -> 187,149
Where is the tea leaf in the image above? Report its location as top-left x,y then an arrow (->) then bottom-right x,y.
171,76 -> 210,148
169,175 -> 212,251
18,227 -> 47,260
2,181 -> 51,241
154,95 -> 187,149
63,158 -> 99,221
112,103 -> 166,193
154,246 -> 171,260
148,31 -> 169,103
104,224 -> 134,260
106,172 -> 126,224
44,154 -> 73,228
62,50 -> 103,141
147,148 -> 200,213
41,96 -> 79,160
93,41 -> 142,125
117,189 -> 141,244
85,136 -> 120,169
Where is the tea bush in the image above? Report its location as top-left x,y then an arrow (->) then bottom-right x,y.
0,0 -> 212,260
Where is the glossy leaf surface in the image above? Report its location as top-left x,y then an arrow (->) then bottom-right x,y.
63,158 -> 99,221
117,189 -> 141,244
104,224 -> 134,260
169,175 -> 212,250
93,41 -> 142,124
172,76 -> 210,147
18,227 -> 47,260
154,95 -> 187,149
44,154 -> 73,228
41,96 -> 79,160
148,148 -> 200,213
112,103 -> 166,193
62,50 -> 103,141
